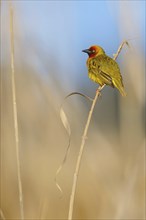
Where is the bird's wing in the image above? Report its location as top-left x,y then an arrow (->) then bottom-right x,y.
99,70 -> 113,85
96,55 -> 123,86
98,55 -> 121,77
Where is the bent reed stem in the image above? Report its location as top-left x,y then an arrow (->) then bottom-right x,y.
68,41 -> 128,220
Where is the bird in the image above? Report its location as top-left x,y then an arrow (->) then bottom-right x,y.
82,45 -> 126,96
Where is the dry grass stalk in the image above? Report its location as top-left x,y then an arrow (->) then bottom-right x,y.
68,41 -> 129,220
0,209 -> 6,220
9,3 -> 24,220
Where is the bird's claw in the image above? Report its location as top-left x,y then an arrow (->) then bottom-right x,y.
96,89 -> 102,98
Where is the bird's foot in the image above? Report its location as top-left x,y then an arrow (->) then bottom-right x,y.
96,89 -> 102,98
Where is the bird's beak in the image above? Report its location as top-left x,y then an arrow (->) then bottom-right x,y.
82,49 -> 92,54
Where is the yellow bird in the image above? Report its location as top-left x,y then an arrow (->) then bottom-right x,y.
82,45 -> 126,96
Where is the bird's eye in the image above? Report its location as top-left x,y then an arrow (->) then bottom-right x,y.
92,50 -> 95,53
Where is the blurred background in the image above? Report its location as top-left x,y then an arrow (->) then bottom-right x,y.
1,0 -> 145,219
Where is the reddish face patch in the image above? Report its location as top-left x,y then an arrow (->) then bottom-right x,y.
88,46 -> 99,58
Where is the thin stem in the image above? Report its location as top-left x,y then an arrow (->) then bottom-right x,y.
9,4 -> 24,220
68,85 -> 105,220
68,41 -> 128,220
0,209 -> 6,220
113,40 -> 129,60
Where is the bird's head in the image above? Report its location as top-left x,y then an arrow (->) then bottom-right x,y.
82,45 -> 105,58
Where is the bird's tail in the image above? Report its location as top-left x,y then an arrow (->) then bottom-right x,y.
113,79 -> 127,97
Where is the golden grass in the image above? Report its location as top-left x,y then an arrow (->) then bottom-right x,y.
1,1 -> 145,220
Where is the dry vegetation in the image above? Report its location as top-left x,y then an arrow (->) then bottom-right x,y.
1,1 -> 145,220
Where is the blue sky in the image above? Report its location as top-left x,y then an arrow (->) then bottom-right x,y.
2,1 -> 145,91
